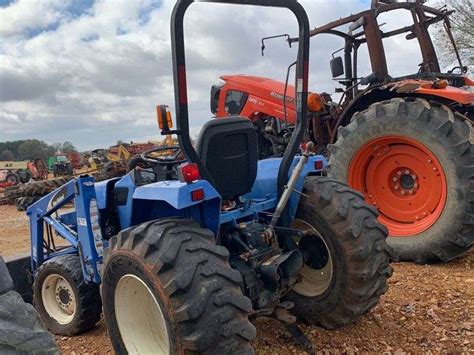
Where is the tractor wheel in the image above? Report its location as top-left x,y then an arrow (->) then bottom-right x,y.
4,185 -> 22,199
329,98 -> 473,263
286,177 -> 392,329
22,178 -> 69,196
66,163 -> 74,176
18,170 -> 32,183
33,255 -> 102,335
102,218 -> 256,354
6,172 -> 20,185
15,196 -> 42,211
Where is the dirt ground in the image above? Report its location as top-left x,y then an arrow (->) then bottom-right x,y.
1,204 -> 472,354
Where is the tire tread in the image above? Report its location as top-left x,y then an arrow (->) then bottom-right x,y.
106,219 -> 255,354
329,98 -> 473,263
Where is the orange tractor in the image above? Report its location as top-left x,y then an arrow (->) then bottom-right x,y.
212,0 -> 473,263
0,159 -> 48,187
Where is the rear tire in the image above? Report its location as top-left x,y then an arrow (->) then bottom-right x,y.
329,98 -> 473,263
102,218 -> 256,354
286,177 -> 392,329
33,255 -> 102,335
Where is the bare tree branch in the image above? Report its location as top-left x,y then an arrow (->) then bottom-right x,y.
433,0 -> 474,71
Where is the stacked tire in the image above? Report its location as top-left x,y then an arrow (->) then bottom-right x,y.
15,196 -> 42,212
3,178 -> 72,212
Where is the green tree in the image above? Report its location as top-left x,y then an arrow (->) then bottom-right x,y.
0,140 -> 24,159
17,140 -> 51,161
51,142 -> 77,154
0,149 -> 15,161
61,141 -> 77,153
52,143 -> 62,153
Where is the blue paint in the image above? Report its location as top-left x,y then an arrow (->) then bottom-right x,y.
28,176 -> 103,283
27,153 -> 327,286
94,177 -> 121,210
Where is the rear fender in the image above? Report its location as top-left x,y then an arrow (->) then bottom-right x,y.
415,85 -> 474,105
118,180 -> 222,235
94,177 -> 122,210
249,155 -> 328,225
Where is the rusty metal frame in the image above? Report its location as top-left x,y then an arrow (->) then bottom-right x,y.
289,0 -> 462,82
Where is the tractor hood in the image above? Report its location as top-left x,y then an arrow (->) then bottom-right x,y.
221,75 -> 296,105
220,75 -> 296,99
219,74 -> 298,123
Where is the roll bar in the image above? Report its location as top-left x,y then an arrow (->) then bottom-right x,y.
171,0 -> 310,195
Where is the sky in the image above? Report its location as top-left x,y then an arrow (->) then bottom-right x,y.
0,0 -> 443,151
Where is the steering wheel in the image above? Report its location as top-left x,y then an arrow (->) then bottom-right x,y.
140,146 -> 187,166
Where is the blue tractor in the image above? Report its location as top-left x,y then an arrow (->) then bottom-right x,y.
18,0 -> 392,353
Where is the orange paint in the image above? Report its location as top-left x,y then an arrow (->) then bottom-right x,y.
348,135 -> 447,237
217,75 -> 297,123
415,85 -> 474,105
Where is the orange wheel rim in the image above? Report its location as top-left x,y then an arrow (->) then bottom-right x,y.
348,135 -> 447,237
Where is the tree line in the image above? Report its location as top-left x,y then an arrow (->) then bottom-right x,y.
0,139 -> 78,162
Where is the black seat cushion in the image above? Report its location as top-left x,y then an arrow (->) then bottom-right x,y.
196,117 -> 258,200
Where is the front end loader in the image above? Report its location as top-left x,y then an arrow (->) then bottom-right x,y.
8,1 -> 392,353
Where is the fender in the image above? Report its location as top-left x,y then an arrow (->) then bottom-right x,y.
116,177 -> 222,234
248,155 -> 328,225
94,177 -> 121,210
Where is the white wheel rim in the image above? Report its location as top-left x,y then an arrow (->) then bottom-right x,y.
292,219 -> 334,297
115,274 -> 171,355
41,274 -> 76,324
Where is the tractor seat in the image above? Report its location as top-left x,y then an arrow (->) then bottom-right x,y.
196,117 -> 258,200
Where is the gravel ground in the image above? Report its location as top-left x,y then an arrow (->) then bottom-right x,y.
1,204 -> 472,354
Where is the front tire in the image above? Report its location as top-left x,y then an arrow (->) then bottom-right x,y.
286,177 -> 392,329
329,98 -> 473,263
102,218 -> 256,354
33,255 -> 102,335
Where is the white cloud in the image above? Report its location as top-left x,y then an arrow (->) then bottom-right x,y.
0,0 -> 69,37
1,0 -> 434,150
0,111 -> 19,122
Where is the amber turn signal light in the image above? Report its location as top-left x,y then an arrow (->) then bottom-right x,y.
156,105 -> 173,131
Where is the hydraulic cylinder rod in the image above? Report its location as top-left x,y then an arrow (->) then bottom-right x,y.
269,141 -> 314,231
